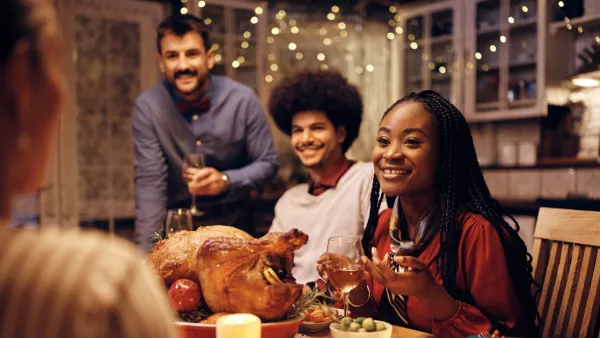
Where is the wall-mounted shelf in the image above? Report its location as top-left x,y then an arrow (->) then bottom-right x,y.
549,12 -> 600,34
481,157 -> 600,170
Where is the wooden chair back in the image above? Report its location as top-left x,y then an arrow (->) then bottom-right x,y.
532,207 -> 600,338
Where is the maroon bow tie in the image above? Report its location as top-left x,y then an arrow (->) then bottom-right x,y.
177,96 -> 211,113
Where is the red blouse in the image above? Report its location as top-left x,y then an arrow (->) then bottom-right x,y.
357,208 -> 527,338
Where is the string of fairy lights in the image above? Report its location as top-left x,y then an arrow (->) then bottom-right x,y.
179,1 -> 407,84
180,1 -> 600,84
554,0 -> 600,43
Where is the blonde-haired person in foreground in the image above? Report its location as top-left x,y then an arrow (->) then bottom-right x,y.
0,1 -> 178,337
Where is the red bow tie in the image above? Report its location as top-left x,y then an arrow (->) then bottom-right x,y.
177,96 -> 211,113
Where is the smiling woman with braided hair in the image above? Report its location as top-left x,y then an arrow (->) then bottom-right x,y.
321,90 -> 539,338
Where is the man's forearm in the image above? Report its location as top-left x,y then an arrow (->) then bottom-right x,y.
223,158 -> 277,193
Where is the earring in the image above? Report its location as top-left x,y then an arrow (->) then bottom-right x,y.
17,133 -> 31,151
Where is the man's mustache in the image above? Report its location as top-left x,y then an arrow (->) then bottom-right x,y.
174,69 -> 198,78
296,143 -> 323,151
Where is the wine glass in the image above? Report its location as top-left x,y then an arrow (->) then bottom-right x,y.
165,208 -> 193,237
324,236 -> 365,317
182,153 -> 205,215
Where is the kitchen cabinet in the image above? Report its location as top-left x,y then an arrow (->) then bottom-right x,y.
397,0 -> 547,122
398,1 -> 465,109
186,0 -> 269,105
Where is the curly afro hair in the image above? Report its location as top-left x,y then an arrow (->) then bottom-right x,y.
268,69 -> 363,153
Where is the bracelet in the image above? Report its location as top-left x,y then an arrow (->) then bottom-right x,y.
347,285 -> 371,308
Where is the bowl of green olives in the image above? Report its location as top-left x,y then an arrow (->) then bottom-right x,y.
330,317 -> 392,338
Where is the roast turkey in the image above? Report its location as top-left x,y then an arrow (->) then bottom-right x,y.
147,226 -> 308,321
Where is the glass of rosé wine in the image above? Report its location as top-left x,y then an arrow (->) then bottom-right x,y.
324,236 -> 365,317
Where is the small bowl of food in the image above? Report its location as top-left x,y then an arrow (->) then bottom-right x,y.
299,305 -> 341,333
329,317 -> 392,338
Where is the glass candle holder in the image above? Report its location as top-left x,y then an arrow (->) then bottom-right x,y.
216,313 -> 261,338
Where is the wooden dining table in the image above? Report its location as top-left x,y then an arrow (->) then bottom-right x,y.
303,326 -> 436,337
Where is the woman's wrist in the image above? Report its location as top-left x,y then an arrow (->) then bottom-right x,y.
418,283 -> 459,321
348,280 -> 370,308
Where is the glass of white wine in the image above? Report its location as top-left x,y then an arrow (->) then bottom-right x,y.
325,236 -> 365,317
182,153 -> 205,215
165,208 -> 193,238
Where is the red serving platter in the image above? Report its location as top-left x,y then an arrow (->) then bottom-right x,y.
175,314 -> 305,338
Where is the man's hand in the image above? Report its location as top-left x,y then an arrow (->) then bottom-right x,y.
185,167 -> 229,196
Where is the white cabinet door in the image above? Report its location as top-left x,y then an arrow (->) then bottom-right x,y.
397,0 -> 465,109
463,0 -> 547,122
41,0 -> 165,230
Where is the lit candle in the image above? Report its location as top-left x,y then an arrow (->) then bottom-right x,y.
216,313 -> 261,338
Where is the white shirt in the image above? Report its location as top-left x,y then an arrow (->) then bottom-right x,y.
269,162 -> 377,284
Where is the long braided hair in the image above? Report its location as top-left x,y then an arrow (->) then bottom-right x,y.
361,90 -> 539,336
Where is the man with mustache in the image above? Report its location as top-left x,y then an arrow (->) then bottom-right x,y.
267,70 -> 378,287
133,15 -> 277,252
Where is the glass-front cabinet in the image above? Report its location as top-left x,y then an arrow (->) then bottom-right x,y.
188,0 -> 268,104
464,0 -> 546,121
398,1 -> 464,109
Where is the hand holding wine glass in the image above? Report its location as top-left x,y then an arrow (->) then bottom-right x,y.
322,237 -> 365,317
182,153 -> 205,215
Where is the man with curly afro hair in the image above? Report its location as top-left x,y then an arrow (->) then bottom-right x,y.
268,69 -> 380,288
